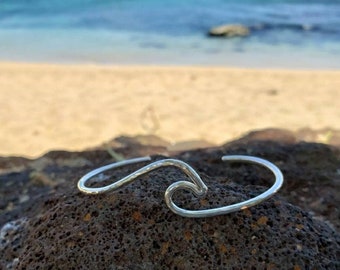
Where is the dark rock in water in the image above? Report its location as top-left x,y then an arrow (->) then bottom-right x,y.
249,23 -> 319,33
0,129 -> 339,269
208,24 -> 250,38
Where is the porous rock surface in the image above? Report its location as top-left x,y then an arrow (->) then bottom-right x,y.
0,129 -> 339,269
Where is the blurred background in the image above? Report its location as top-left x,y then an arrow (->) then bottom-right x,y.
0,0 -> 339,157
1,0 -> 340,68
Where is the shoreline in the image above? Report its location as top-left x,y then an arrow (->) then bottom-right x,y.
1,62 -> 339,158
1,45 -> 340,71
2,60 -> 340,73
2,27 -> 340,70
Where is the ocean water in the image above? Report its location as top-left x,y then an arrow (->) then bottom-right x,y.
0,0 -> 340,68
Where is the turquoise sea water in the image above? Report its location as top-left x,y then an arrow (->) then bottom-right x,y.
0,0 -> 340,68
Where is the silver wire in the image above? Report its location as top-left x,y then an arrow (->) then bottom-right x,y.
77,155 -> 283,218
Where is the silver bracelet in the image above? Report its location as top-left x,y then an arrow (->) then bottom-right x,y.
77,155 -> 283,218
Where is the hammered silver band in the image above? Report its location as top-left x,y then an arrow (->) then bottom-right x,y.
77,155 -> 284,218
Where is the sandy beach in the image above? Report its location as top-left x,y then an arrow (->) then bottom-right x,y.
0,62 -> 339,157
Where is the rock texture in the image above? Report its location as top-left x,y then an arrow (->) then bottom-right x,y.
0,129 -> 339,269
208,24 -> 250,38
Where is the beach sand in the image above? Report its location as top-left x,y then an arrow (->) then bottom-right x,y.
1,62 -> 339,157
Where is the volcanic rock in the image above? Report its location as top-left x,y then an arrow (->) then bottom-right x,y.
0,129 -> 339,269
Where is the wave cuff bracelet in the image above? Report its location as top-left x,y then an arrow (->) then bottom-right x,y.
77,155 -> 284,218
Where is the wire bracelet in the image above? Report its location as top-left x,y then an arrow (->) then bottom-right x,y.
77,155 -> 284,218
